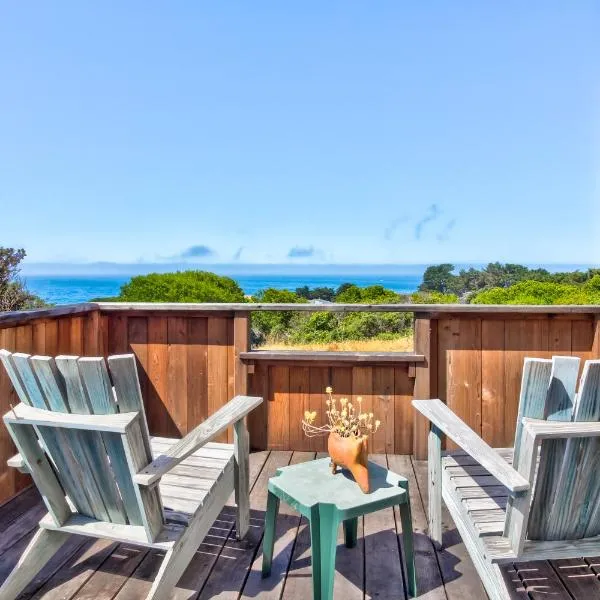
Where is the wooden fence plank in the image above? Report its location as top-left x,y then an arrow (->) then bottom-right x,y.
504,319 -> 549,445
481,319 -> 506,447
414,316 -> 437,459
108,315 -> 128,356
268,366 -> 290,450
439,317 -> 482,449
372,367 -> 395,454
128,316 -> 149,418
248,362 -> 268,450
309,367 -> 330,452
289,366 -> 310,451
146,317 -> 172,438
187,317 -> 208,430
207,317 -> 229,442
167,316 -> 188,434
395,366 -> 414,454
32,321 -> 46,355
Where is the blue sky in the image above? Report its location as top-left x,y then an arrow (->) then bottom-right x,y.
1,2 -> 599,268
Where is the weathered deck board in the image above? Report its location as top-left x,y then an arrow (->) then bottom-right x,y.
2,452 -> 600,599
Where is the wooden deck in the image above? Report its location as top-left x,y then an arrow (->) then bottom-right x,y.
2,451 -> 600,600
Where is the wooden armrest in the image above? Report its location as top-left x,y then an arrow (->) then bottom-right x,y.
7,453 -> 28,472
3,402 -> 138,433
135,395 -> 263,486
412,399 -> 530,493
523,418 -> 600,440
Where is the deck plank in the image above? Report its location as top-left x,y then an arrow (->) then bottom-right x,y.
549,558 -> 600,598
0,503 -> 46,557
281,451 -> 364,600
412,458 -> 488,599
2,452 -> 596,600
388,454 -> 447,599
515,561 -> 572,599
69,543 -> 149,600
241,451 -> 315,600
24,539 -> 118,600
365,454 -> 407,599
113,450 -> 270,600
196,451 -> 293,600
0,487 -> 40,529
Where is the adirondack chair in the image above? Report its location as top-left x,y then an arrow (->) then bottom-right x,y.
0,350 -> 263,600
413,355 -> 600,600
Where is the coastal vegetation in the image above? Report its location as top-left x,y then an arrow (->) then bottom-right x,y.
420,262 -> 600,302
0,247 -> 47,311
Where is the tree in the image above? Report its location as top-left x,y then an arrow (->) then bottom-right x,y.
295,286 -> 336,301
0,247 -> 47,311
419,264 -> 455,293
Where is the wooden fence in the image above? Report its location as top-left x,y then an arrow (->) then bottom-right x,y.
0,302 -> 599,504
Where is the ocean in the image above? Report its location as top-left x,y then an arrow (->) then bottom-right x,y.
23,273 -> 424,305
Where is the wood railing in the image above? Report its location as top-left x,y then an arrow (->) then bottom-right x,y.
0,301 -> 599,504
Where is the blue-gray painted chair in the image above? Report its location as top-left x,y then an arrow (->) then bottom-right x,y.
414,355 -> 600,600
0,350 -> 262,600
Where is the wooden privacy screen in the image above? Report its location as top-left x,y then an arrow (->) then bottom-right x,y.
104,312 -> 243,440
0,308 -> 245,504
433,314 -> 600,454
247,363 -> 415,455
1,304 -> 600,505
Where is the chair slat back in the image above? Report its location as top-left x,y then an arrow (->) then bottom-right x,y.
511,358 -> 553,471
526,356 -> 580,539
550,360 -> 600,539
510,355 -> 600,542
0,350 -> 163,540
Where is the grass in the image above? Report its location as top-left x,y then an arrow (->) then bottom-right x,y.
257,336 -> 414,352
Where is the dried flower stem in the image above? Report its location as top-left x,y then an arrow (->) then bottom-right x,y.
302,387 -> 381,439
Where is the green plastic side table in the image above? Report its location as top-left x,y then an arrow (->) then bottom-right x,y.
261,457 -> 416,600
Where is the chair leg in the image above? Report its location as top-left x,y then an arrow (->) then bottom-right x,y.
0,527 -> 70,600
343,517 -> 358,548
144,531 -> 202,600
234,419 -> 250,540
399,500 -> 417,598
261,491 -> 280,578
310,504 -> 339,600
428,424 -> 443,547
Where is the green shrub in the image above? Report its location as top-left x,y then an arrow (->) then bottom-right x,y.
117,271 -> 245,303
287,311 -> 413,344
410,291 -> 459,304
336,284 -> 403,304
250,288 -> 308,343
472,280 -> 600,305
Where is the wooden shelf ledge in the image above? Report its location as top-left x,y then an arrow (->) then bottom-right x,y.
240,350 -> 425,365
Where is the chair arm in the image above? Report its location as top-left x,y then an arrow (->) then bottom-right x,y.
7,453 -> 29,473
134,395 -> 263,486
412,399 -> 530,493
523,418 -> 600,440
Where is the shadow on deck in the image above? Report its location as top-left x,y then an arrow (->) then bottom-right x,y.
1,451 -> 598,599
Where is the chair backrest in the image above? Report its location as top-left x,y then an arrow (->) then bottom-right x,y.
510,355 -> 600,541
0,350 -> 163,541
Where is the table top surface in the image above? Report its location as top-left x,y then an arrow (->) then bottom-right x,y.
268,457 -> 408,511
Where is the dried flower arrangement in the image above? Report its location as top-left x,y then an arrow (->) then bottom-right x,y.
302,386 -> 381,438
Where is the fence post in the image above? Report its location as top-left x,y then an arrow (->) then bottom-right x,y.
413,313 -> 438,459
233,311 -> 250,397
